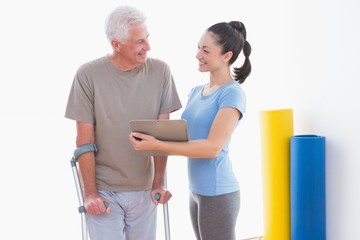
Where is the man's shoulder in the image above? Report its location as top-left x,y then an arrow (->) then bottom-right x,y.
145,57 -> 169,68
78,56 -> 106,70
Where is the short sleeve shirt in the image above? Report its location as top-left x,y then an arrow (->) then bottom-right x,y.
181,81 -> 245,196
65,56 -> 182,192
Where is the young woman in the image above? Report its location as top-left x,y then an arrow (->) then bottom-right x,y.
129,21 -> 252,240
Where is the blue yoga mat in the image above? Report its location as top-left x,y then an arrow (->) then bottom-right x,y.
290,135 -> 326,240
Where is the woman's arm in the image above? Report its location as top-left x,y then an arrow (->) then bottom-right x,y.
129,107 -> 241,158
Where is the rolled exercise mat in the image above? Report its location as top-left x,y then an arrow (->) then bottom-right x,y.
290,135 -> 326,240
260,109 -> 293,240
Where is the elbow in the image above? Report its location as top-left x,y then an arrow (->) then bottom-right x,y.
188,140 -> 223,158
203,146 -> 222,158
208,151 -> 221,158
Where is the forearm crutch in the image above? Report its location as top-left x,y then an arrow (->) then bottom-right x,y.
154,170 -> 171,240
163,197 -> 171,240
70,144 -> 98,240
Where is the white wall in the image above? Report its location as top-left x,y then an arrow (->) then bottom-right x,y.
1,0 -> 359,239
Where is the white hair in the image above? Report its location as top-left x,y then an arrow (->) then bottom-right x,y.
105,5 -> 146,42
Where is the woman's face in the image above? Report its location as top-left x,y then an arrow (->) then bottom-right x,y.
196,31 -> 227,73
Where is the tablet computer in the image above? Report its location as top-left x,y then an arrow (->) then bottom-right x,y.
129,119 -> 188,156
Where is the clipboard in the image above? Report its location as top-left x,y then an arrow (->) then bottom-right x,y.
129,119 -> 188,156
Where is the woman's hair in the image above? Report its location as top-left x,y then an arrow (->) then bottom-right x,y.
105,5 -> 146,43
207,21 -> 252,84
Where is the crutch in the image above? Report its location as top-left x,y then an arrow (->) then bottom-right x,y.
154,170 -> 171,240
70,144 -> 98,240
162,199 -> 171,240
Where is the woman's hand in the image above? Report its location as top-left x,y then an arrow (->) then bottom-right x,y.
129,132 -> 159,151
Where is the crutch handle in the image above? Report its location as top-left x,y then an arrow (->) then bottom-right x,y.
154,193 -> 161,201
78,201 -> 109,213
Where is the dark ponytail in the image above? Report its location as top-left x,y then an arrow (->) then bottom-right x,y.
233,41 -> 251,84
207,21 -> 252,84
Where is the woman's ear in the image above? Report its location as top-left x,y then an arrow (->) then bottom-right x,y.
223,51 -> 233,62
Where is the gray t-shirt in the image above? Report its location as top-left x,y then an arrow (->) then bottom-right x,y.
65,56 -> 182,192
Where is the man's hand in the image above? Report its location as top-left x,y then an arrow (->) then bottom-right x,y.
84,193 -> 110,215
151,189 -> 172,205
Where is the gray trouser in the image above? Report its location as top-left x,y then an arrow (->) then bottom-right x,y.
87,190 -> 157,240
189,191 -> 240,240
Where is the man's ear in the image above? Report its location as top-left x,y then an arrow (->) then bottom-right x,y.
111,40 -> 121,51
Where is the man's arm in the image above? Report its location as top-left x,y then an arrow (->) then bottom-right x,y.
76,121 -> 109,214
151,113 -> 172,204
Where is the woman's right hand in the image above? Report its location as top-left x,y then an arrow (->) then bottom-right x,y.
129,132 -> 159,151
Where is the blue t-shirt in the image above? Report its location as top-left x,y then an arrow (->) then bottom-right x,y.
181,81 -> 246,196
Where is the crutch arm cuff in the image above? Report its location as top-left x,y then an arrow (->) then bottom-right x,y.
73,143 -> 98,160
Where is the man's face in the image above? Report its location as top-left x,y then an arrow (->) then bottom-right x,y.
118,23 -> 151,67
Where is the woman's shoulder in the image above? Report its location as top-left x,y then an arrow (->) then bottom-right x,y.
222,81 -> 245,94
217,81 -> 246,104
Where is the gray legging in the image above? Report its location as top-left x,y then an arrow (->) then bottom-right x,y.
189,191 -> 240,240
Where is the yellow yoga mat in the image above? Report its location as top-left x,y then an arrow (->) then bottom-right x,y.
260,109 -> 293,240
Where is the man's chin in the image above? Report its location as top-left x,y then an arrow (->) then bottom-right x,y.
138,53 -> 147,61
